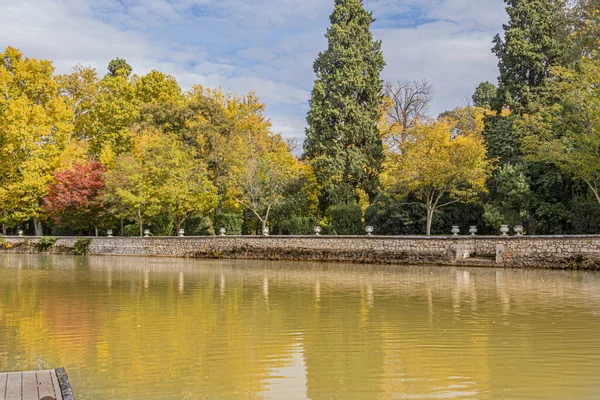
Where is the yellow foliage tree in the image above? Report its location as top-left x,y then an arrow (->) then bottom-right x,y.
88,69 -> 140,156
57,65 -> 99,144
382,107 -> 491,235
103,126 -> 218,236
0,47 -> 73,234
229,133 -> 300,233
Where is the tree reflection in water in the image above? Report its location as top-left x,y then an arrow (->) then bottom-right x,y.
0,254 -> 599,399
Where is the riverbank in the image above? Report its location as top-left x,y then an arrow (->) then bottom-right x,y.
1,235 -> 599,269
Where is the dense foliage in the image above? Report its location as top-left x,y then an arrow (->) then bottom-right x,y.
331,204 -> 363,235
0,0 -> 598,236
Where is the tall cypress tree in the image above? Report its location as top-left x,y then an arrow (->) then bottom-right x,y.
491,0 -> 568,113
303,0 -> 385,213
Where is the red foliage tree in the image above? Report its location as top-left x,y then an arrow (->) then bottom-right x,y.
45,161 -> 106,233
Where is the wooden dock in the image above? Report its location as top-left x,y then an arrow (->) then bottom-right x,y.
0,368 -> 74,400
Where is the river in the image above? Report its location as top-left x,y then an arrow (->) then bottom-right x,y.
0,254 -> 599,399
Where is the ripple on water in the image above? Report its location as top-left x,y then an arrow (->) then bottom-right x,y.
0,254 -> 600,399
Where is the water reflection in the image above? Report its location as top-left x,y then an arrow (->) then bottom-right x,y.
0,254 -> 600,399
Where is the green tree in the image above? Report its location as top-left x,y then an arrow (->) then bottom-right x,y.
485,0 -> 572,234
521,57 -> 600,205
107,58 -> 132,77
492,0 -> 568,113
483,163 -> 534,228
472,82 -> 497,108
303,0 -> 385,212
570,0 -> 600,59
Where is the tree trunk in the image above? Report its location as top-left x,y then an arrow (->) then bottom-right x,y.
120,219 -> 124,237
261,219 -> 267,234
426,206 -> 433,236
175,216 -> 181,233
216,197 -> 223,215
1,223 -> 6,236
94,226 -> 98,237
33,217 -> 43,236
528,213 -> 538,236
138,209 -> 143,237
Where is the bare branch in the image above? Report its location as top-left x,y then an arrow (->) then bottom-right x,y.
384,78 -> 433,132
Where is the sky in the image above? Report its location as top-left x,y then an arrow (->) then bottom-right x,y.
0,0 -> 508,144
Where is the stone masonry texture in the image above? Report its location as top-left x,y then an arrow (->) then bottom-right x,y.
1,235 -> 599,270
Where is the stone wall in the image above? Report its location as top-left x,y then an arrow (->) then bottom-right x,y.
1,235 -> 599,270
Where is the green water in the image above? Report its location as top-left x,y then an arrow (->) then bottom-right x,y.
0,254 -> 599,399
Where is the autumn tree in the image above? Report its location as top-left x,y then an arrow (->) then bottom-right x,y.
230,135 -> 299,232
136,70 -> 182,105
520,57 -> 600,204
44,161 -> 106,234
57,65 -> 99,144
89,68 -> 140,156
135,126 -> 218,232
0,47 -> 73,235
104,126 -> 217,236
383,107 -> 491,235
303,0 -> 385,212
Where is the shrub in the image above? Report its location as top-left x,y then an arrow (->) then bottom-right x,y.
51,225 -> 73,236
569,195 -> 600,234
0,234 -> 12,249
149,214 -> 174,236
39,236 -> 58,251
281,216 -> 317,235
124,224 -> 140,237
364,193 -> 427,235
214,213 -> 243,235
331,203 -> 363,235
73,238 -> 93,255
320,225 -> 335,235
184,216 -> 215,236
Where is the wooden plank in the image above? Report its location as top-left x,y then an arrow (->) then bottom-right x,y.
22,371 -> 38,400
36,370 -> 56,400
0,373 -> 8,400
50,370 -> 63,400
53,369 -> 74,400
4,373 -> 21,400
0,368 -> 73,400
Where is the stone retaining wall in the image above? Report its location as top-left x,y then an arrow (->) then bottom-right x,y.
1,235 -> 599,270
